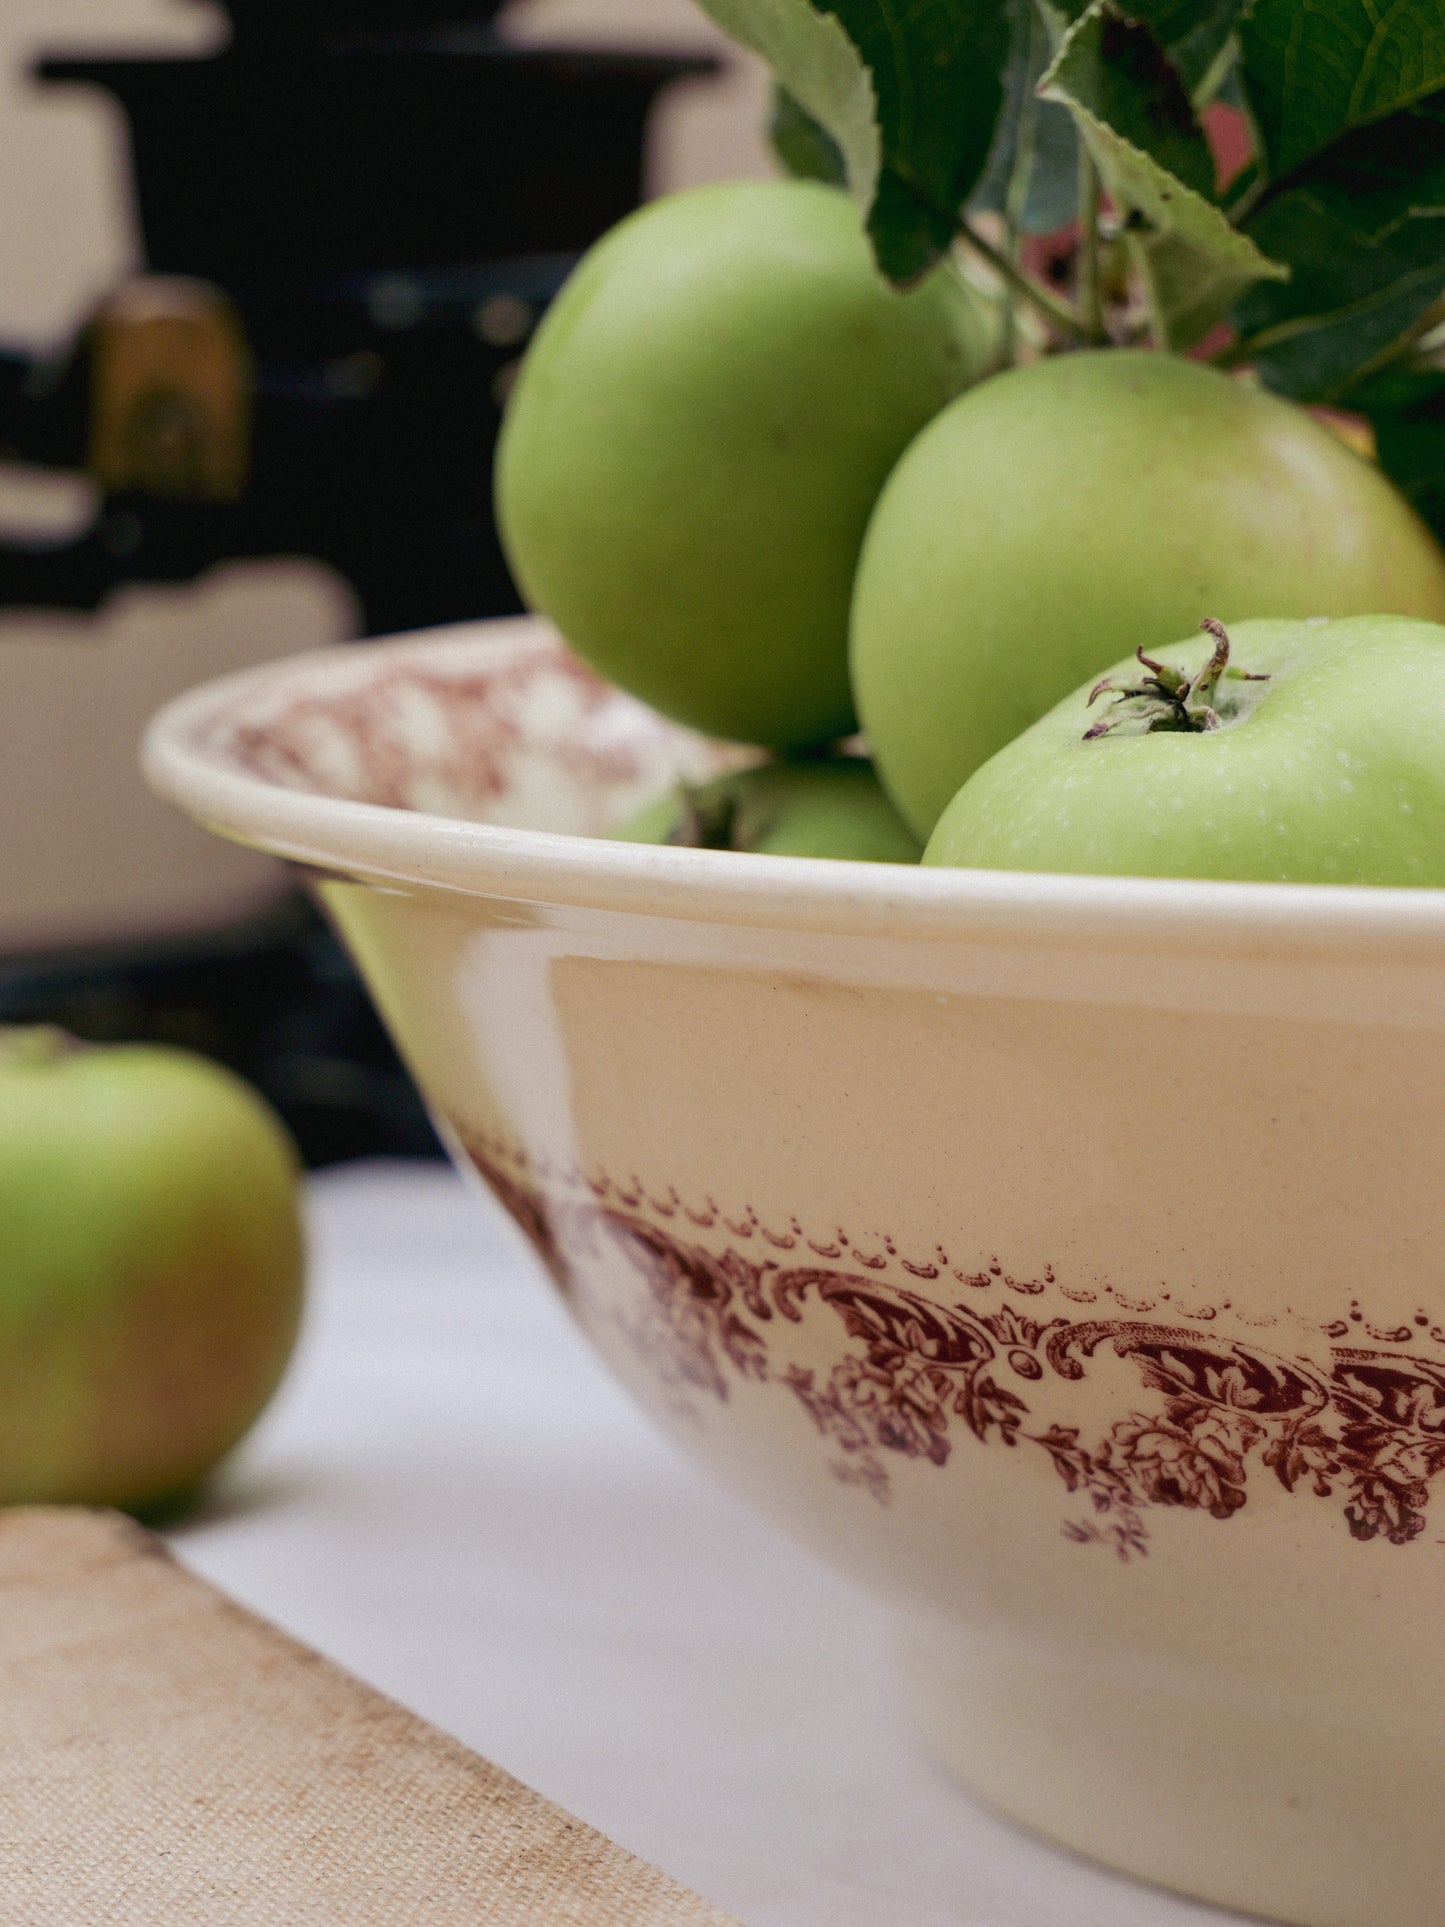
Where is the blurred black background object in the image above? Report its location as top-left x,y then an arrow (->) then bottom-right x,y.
0,0 -> 716,1165
2,0 -> 710,633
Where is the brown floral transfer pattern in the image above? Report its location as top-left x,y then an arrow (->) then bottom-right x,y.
460,1129 -> 1445,1561
209,626 -> 735,827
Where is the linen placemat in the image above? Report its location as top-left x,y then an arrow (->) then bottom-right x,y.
0,1507 -> 742,1926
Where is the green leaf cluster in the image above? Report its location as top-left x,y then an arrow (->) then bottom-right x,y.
693,0 -> 1445,539
709,0 -> 1008,281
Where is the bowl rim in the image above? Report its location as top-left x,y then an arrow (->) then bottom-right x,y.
142,615 -> 1445,962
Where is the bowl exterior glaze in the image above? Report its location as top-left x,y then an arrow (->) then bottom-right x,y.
145,617 -> 1445,1927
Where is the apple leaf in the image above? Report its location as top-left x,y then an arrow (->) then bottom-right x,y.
1129,0 -> 1245,99
1049,0 -> 1245,99
968,0 -> 1080,234
1234,96 -> 1445,400
824,0 -> 1012,279
1352,367 -> 1445,540
1239,0 -> 1445,180
1041,1 -> 1288,347
1042,3 -> 1216,198
695,0 -> 881,213
695,0 -> 1009,282
770,84 -> 848,184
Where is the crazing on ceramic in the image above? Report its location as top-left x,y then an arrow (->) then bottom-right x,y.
143,615 -> 1445,1927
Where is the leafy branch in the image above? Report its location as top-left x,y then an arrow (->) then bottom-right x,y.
953,214 -> 1087,341
700,0 -> 1445,536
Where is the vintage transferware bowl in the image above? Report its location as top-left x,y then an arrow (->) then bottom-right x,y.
144,615 -> 1445,1927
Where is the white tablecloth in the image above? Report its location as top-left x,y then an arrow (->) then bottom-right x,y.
172,1161 -> 1243,1927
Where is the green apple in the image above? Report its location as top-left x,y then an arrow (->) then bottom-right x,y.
0,1029 -> 304,1512
851,351 -> 1445,837
495,179 -> 997,750
613,757 -> 920,862
923,615 -> 1445,885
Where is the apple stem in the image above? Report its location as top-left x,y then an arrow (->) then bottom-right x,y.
954,217 -> 1087,345
998,2 -> 1049,366
1084,619 -> 1269,739
1076,149 -> 1106,345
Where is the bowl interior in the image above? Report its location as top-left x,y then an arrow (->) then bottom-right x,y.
146,611 -> 1445,965
184,616 -> 742,838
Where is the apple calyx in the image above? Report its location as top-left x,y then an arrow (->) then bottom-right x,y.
1084,618 -> 1269,740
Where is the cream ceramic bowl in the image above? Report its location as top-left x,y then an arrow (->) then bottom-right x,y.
145,614 -> 1445,1927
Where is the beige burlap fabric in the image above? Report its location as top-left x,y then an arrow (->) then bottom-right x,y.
0,1508 -> 743,1926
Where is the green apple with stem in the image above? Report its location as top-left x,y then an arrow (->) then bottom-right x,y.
614,757 -> 920,862
495,179 -> 997,750
0,1029 -> 305,1513
923,615 -> 1445,886
852,352 -> 1445,839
